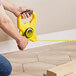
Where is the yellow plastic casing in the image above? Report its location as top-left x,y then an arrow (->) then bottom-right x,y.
17,11 -> 37,42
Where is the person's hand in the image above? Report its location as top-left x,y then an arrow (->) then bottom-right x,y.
16,36 -> 28,50
13,6 -> 32,19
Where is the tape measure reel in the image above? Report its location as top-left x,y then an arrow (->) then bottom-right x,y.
17,10 -> 37,42
23,27 -> 34,38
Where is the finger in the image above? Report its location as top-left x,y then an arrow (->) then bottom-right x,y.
30,14 -> 32,17
23,13 -> 27,19
21,14 -> 25,19
29,14 -> 31,17
22,13 -> 27,19
26,13 -> 30,18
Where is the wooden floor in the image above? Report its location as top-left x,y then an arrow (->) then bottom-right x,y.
3,41 -> 76,76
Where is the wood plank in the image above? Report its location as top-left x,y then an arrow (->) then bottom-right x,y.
47,61 -> 76,76
43,74 -> 48,76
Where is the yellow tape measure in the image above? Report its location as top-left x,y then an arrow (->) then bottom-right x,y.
17,11 -> 76,42
17,10 -> 37,42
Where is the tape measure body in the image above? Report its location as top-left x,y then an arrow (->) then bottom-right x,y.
17,11 -> 37,42
17,11 -> 76,42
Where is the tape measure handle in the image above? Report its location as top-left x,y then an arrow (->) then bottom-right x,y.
21,10 -> 33,15
17,10 -> 36,29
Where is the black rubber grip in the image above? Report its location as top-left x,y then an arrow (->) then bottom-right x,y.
21,10 -> 33,15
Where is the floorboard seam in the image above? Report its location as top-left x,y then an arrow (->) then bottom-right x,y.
22,64 -> 25,72
69,55 -> 72,61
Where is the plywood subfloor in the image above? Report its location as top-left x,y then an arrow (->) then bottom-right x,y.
3,41 -> 76,76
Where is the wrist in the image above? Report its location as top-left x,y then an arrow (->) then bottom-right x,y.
10,6 -> 18,14
12,6 -> 21,17
16,35 -> 22,43
16,35 -> 27,43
